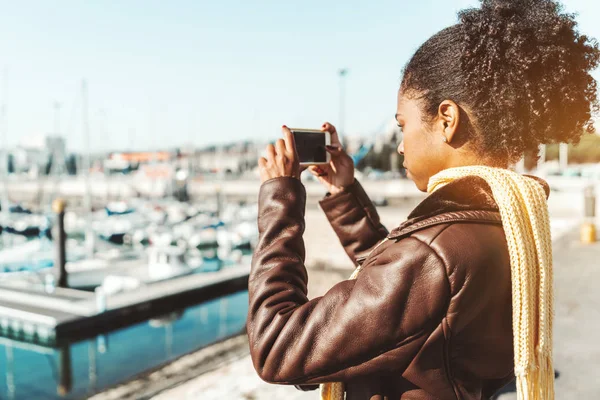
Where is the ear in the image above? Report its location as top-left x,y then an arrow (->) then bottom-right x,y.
437,100 -> 460,144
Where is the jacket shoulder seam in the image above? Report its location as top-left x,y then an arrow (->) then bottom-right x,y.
407,235 -> 452,308
427,223 -> 453,245
403,232 -> 450,282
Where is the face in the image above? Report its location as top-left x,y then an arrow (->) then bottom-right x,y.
396,90 -> 448,192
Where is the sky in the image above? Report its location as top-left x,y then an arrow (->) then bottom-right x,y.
0,0 -> 599,152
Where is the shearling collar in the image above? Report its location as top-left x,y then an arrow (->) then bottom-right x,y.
388,175 -> 550,238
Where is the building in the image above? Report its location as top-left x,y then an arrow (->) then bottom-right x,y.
12,135 -> 67,177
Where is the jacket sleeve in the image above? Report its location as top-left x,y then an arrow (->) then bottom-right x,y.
318,179 -> 388,264
247,177 -> 450,385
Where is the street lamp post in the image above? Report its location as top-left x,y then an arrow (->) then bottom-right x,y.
338,68 -> 348,146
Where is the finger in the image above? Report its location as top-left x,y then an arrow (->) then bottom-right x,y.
308,166 -> 320,175
325,145 -> 344,158
308,169 -> 328,178
282,125 -> 296,154
266,144 -> 276,162
258,157 -> 268,181
309,165 -> 329,174
275,139 -> 286,157
308,166 -> 328,177
321,122 -> 341,147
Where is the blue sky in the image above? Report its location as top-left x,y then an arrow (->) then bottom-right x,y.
0,0 -> 598,152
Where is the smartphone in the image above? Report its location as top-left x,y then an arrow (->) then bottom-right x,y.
290,128 -> 331,166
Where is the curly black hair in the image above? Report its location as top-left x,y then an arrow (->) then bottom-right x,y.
400,0 -> 600,163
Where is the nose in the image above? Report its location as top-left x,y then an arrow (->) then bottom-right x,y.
397,141 -> 404,155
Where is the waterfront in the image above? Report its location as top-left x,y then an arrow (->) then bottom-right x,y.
2,0 -> 600,396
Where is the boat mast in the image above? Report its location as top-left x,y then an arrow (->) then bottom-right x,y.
1,68 -> 10,221
82,80 -> 94,256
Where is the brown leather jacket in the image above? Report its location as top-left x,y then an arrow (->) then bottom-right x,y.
247,176 -> 549,400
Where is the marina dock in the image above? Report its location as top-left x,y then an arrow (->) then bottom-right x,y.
0,266 -> 248,347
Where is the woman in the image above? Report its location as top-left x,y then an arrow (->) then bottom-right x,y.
247,0 -> 599,399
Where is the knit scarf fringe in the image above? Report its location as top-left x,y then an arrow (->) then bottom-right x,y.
319,166 -> 554,400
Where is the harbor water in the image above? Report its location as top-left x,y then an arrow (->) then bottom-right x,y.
0,286 -> 248,400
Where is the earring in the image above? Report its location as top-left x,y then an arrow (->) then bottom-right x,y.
442,136 -> 448,143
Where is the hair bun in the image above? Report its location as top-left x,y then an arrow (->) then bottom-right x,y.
401,0 -> 599,162
455,0 -> 599,156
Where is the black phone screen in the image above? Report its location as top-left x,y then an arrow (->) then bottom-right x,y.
292,131 -> 327,163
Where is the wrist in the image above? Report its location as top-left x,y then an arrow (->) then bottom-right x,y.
329,185 -> 344,195
328,178 -> 356,195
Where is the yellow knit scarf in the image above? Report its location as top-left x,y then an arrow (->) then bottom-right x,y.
320,166 -> 554,400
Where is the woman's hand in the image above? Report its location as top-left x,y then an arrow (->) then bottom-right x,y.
258,125 -> 302,183
308,122 -> 355,194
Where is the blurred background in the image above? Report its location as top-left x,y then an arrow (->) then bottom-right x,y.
0,1 -> 599,399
